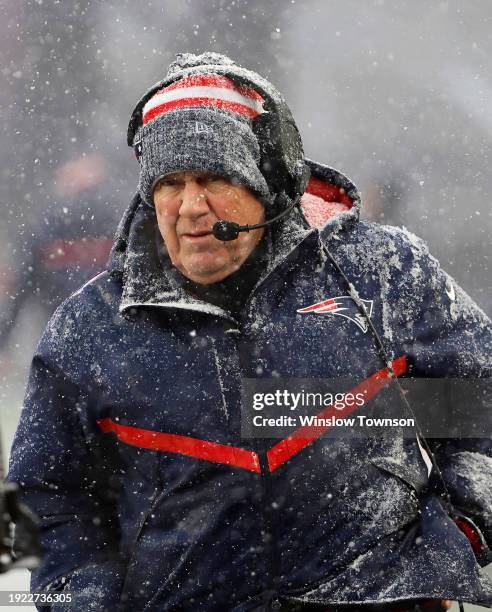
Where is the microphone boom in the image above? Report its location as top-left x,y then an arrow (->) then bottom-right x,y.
212,193 -> 297,241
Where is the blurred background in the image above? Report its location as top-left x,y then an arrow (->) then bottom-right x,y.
0,0 -> 490,607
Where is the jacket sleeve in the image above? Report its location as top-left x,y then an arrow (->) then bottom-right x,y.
391,227 -> 492,556
7,303 -> 126,610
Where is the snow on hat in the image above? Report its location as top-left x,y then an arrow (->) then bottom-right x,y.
136,72 -> 273,208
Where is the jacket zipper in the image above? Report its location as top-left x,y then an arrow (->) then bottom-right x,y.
236,317 -> 282,609
120,486 -> 161,596
259,448 -> 281,607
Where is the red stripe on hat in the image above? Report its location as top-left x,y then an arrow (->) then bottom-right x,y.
143,96 -> 261,124
159,74 -> 264,103
97,418 -> 261,473
266,356 -> 407,472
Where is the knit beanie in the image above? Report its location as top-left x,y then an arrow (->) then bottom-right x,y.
137,72 -> 271,208
130,53 -> 308,213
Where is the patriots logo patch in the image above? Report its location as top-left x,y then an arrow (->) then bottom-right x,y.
297,295 -> 374,333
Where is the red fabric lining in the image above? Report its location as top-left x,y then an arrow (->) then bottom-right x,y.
454,517 -> 484,558
97,357 -> 407,474
301,176 -> 354,228
306,176 -> 353,207
300,194 -> 351,228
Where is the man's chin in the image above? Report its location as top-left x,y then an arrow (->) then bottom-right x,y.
178,257 -> 231,285
184,270 -> 231,284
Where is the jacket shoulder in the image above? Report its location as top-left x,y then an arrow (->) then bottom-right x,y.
352,220 -> 431,257
335,220 -> 437,279
69,270 -> 122,307
337,220 -> 490,342
36,271 -> 122,370
47,270 -> 122,326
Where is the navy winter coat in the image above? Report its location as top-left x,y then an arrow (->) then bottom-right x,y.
8,160 -> 492,611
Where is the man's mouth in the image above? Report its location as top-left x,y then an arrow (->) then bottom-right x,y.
180,230 -> 214,243
183,231 -> 212,237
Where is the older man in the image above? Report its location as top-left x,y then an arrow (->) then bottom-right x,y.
8,53 -> 492,611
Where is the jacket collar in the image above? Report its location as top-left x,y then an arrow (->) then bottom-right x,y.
116,203 -> 237,321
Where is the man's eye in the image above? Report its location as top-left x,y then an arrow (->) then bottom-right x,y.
156,179 -> 179,191
204,177 -> 229,191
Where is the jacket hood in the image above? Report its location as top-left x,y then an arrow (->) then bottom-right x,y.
107,160 -> 361,317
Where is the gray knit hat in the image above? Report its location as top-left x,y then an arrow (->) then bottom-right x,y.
129,53 -> 309,213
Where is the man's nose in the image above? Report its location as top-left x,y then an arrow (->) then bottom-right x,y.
178,179 -> 210,218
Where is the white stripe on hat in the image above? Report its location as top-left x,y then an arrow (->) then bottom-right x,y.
144,85 -> 265,116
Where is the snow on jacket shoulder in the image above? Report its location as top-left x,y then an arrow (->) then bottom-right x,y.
7,159 -> 492,611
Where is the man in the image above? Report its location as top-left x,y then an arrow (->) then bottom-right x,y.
7,52 -> 492,611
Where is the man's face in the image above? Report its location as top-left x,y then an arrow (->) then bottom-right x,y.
153,171 -> 266,284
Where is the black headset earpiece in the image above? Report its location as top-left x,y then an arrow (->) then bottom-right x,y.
252,110 -> 307,205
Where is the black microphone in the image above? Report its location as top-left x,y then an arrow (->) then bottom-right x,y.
212,194 -> 297,241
